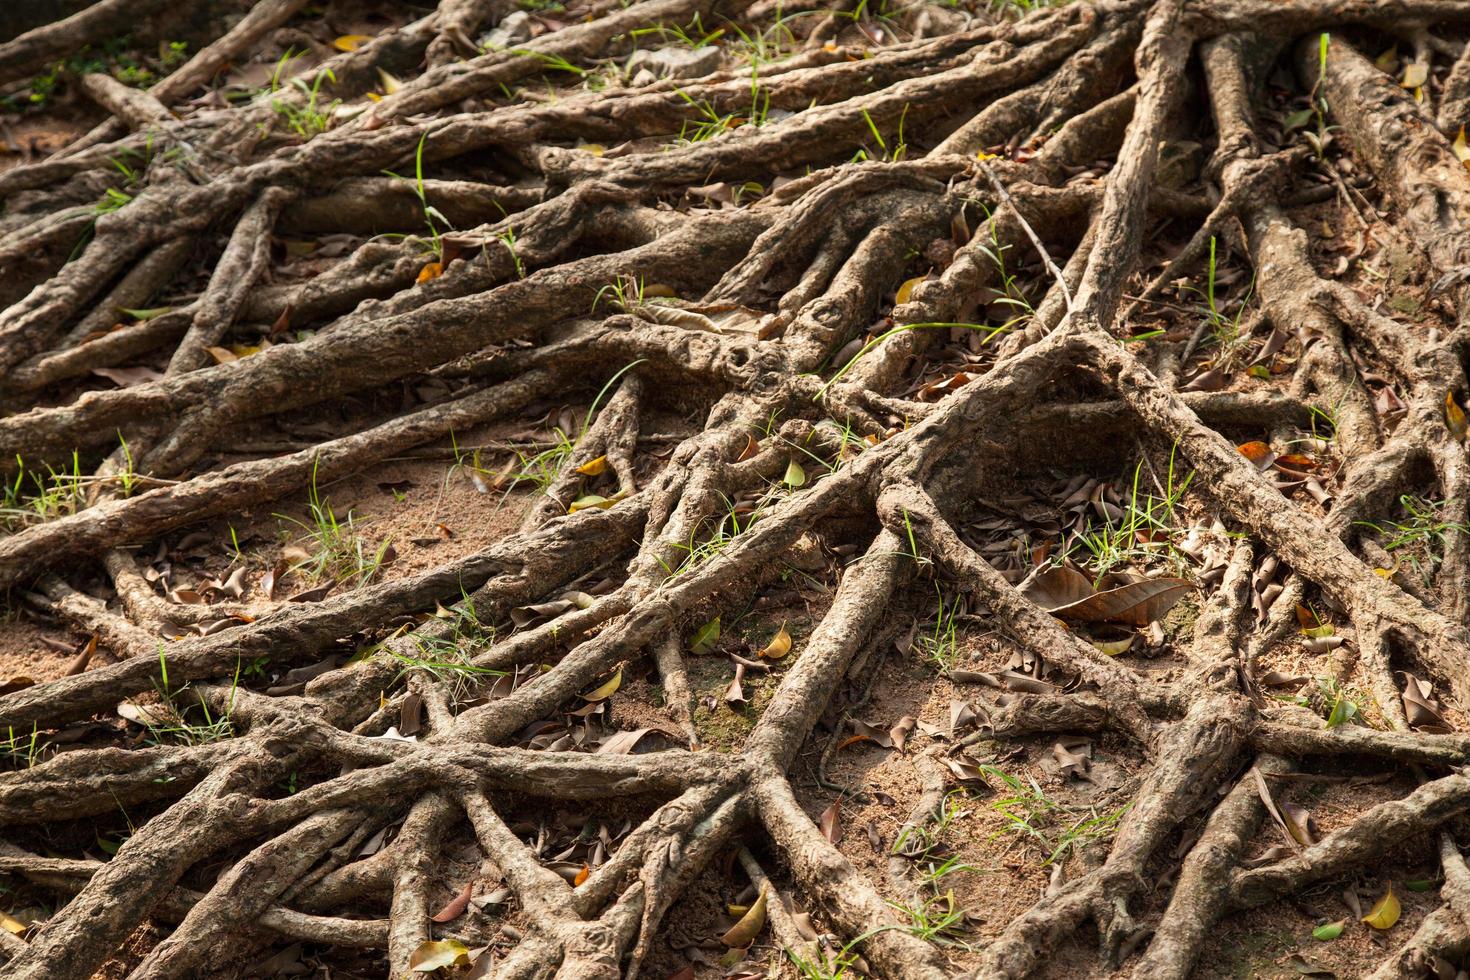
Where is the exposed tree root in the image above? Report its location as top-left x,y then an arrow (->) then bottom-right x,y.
2,0 -> 1470,977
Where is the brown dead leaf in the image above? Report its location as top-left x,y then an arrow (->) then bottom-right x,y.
819,800 -> 843,844
1398,671 -> 1451,733
431,882 -> 473,922
1047,578 -> 1192,626
65,635 -> 98,676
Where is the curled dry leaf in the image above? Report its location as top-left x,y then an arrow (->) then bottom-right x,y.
949,700 -> 978,735
431,882 -> 473,922
1446,391 -> 1468,442
583,669 -> 622,702
65,635 -> 98,676
720,886 -> 768,947
760,623 -> 792,659
408,939 -> 471,971
1021,565 -> 1191,626
1399,671 -> 1451,732
849,719 -> 894,748
1280,803 -> 1317,847
725,663 -> 747,706
890,715 -> 917,751
1454,127 -> 1470,168
819,799 -> 843,844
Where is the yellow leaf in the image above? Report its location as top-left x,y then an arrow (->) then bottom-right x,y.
377,68 -> 403,95
1091,636 -> 1134,656
1374,564 -> 1398,579
1402,62 -> 1429,89
1363,887 -> 1400,930
206,346 -> 238,364
1374,45 -> 1398,73
333,34 -> 372,52
720,885 -> 768,947
584,669 -> 621,701
408,939 -> 470,971
976,151 -> 999,161
575,455 -> 607,476
416,261 -> 442,284
895,276 -> 925,305
569,494 -> 617,512
576,143 -> 605,156
1446,391 -> 1468,441
0,910 -> 26,935
1455,128 -> 1470,169
366,92 -> 382,102
761,624 -> 792,660
642,283 -> 678,298
783,459 -> 806,488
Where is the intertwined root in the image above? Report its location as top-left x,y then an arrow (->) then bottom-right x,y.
2,0 -> 1470,977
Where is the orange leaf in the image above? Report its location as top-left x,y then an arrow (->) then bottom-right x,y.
1236,441 -> 1273,467
1446,391 -> 1468,442
416,261 -> 443,284
573,864 -> 590,887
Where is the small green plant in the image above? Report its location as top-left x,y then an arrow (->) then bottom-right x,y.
384,133 -> 449,259
0,725 -> 50,769
629,13 -> 724,48
1066,449 -> 1194,585
916,587 -> 960,671
1,453 -> 85,532
269,52 -> 340,139
1355,495 -> 1469,587
116,432 -> 137,498
139,649 -> 237,747
498,227 -> 525,278
1298,33 -> 1337,159
888,890 -> 972,948
980,764 -> 1130,865
1179,237 -> 1256,370
662,491 -> 767,578
852,105 -> 909,162
274,460 -> 392,587
592,273 -> 648,314
94,187 -> 133,214
502,360 -> 646,499
672,89 -> 738,144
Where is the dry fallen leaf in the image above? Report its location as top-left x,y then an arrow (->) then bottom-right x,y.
760,623 -> 791,659
408,939 -> 471,971
1446,391 -> 1468,442
583,670 -> 622,702
1362,887 -> 1400,930
333,34 -> 373,51
819,799 -> 843,844
575,455 -> 608,476
430,882 -> 473,922
720,886 -> 768,947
